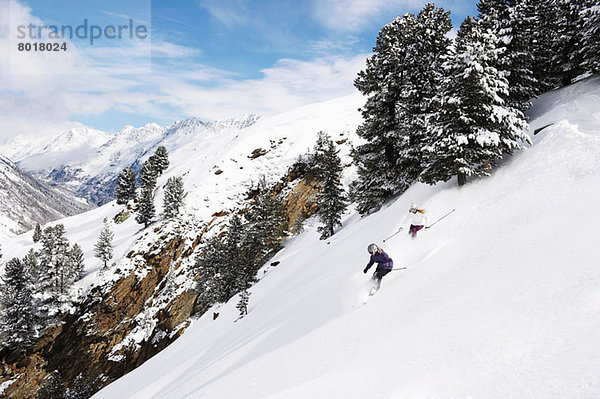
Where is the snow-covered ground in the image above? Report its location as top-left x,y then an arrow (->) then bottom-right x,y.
85,77 -> 600,398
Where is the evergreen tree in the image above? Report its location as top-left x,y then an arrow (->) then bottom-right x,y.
313,132 -> 347,240
236,289 -> 250,319
33,223 -> 42,242
552,0 -> 587,86
422,17 -> 530,186
226,215 -> 257,294
245,177 -> 287,262
163,176 -> 185,219
194,234 -> 229,309
51,224 -> 71,296
504,0 -> 541,110
94,218 -> 114,269
582,0 -> 600,74
151,145 -> 170,175
36,225 -> 78,311
478,0 -> 539,110
139,159 -> 157,191
69,243 -> 85,281
352,4 -> 452,213
115,167 -> 137,205
36,371 -> 66,399
22,248 -> 45,333
0,258 -> 35,349
67,374 -> 96,399
136,187 -> 155,228
527,0 -> 562,91
23,249 -> 40,283
37,227 -> 57,316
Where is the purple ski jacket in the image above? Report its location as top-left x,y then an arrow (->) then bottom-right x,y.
365,250 -> 394,271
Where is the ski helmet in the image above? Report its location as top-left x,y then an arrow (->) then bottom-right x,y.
367,243 -> 378,254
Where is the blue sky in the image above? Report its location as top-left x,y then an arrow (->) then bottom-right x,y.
0,0 -> 478,138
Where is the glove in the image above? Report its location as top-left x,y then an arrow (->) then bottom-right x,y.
363,268 -> 368,274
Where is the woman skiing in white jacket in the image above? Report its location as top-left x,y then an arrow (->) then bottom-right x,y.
401,203 -> 428,238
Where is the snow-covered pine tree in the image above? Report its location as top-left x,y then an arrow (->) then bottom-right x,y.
194,234 -> 229,310
115,167 -> 137,205
36,227 -> 56,318
504,0 -> 541,110
51,224 -> 71,296
194,187 -> 286,316
526,0 -> 561,91
394,4 -> 453,183
313,132 -> 347,240
94,218 -> 114,269
139,158 -> 158,191
22,248 -> 45,333
477,0 -> 539,111
163,176 -> 185,219
0,257 -> 35,349
33,222 -> 42,243
69,243 -> 85,281
245,177 -> 287,262
351,14 -> 417,214
23,248 -> 40,285
226,214 -> 259,294
32,224 -> 80,314
352,4 -> 452,214
151,145 -> 170,175
551,0 -> 588,86
136,187 -> 156,228
421,17 -> 530,187
236,289 -> 250,319
581,0 -> 600,74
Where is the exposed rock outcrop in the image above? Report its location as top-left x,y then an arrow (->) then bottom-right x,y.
0,228 -> 202,398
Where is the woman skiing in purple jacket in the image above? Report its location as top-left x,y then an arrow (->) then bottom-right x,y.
363,243 -> 394,292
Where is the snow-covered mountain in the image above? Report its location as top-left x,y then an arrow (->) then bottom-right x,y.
0,115 -> 262,206
0,126 -> 111,171
1,76 -> 599,398
0,155 -> 93,239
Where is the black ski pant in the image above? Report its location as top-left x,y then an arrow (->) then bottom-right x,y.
371,268 -> 391,289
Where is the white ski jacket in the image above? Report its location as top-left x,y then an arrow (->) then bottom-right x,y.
402,211 -> 428,227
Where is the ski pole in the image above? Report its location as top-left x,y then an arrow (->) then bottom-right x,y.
383,227 -> 403,242
427,208 -> 456,229
391,267 -> 407,271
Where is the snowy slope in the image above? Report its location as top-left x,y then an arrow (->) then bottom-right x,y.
91,76 -> 600,398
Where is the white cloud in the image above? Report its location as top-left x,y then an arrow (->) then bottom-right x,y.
153,54 -> 368,120
311,0 -> 420,31
0,0 -> 368,142
196,0 -> 251,30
